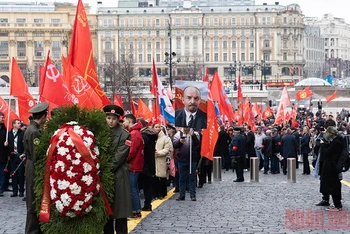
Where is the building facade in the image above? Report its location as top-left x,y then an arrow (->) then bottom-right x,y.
96,2 -> 305,89
303,18 -> 325,78
0,2 -> 97,87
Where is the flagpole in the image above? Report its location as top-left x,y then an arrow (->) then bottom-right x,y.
6,96 -> 11,142
189,129 -> 192,174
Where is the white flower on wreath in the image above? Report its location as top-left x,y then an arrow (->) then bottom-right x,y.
58,132 -> 69,141
66,154 -> 71,160
73,126 -> 84,135
50,188 -> 57,200
57,147 -> 69,156
96,183 -> 100,191
86,130 -> 94,137
50,177 -> 56,187
61,193 -> 72,207
83,162 -> 92,173
66,121 -> 78,125
85,205 -> 93,213
83,136 -> 93,147
84,193 -> 93,203
55,200 -> 64,213
66,137 -> 74,147
57,179 -> 70,190
75,153 -> 81,159
55,161 -> 65,172
72,158 -> 81,165
81,175 -> 93,186
69,182 -> 82,195
66,170 -> 77,178
94,147 -> 100,156
53,129 -> 60,136
66,212 -> 76,218
73,200 -> 84,211
96,163 -> 100,170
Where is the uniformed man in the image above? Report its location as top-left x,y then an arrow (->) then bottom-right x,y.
103,105 -> 133,234
23,102 -> 48,234
230,127 -> 246,182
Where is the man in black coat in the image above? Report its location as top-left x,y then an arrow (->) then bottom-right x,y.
230,127 -> 246,182
138,118 -> 157,211
262,130 -> 274,174
175,86 -> 207,130
324,114 -> 336,129
214,126 -> 231,171
245,125 -> 255,169
0,112 -> 8,197
292,128 -> 300,169
8,119 -> 25,197
281,129 -> 298,175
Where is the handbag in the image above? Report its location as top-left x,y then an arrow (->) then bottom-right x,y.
276,153 -> 283,161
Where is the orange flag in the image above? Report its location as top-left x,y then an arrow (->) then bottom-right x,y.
62,57 -> 103,109
137,98 -> 152,121
326,91 -> 337,103
274,104 -> 284,125
0,96 -> 19,129
262,106 -> 273,120
10,57 -> 36,124
129,95 -> 137,115
201,90 -> 218,160
68,0 -> 111,106
40,55 -> 75,107
296,86 -> 313,101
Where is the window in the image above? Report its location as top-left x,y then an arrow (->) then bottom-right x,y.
250,17 -> 254,25
0,33 -> 8,37
250,40 -> 254,48
214,18 -> 219,26
17,41 -> 26,56
205,18 -> 210,26
120,19 -> 125,27
147,19 -> 151,26
193,18 -> 198,26
129,19 -> 134,26
205,53 -> 209,62
214,40 -> 218,49
223,18 -> 227,25
263,53 -> 270,61
241,53 -> 245,61
231,18 -> 236,25
175,18 -> 181,26
214,53 -> 218,61
223,41 -> 227,49
121,54 -> 125,61
16,32 -> 26,37
283,40 -> 287,48
283,17 -> 287,24
34,41 -> 43,57
262,17 -> 266,25
33,32 -> 44,37
105,53 -> 112,63
156,31 -> 160,37
51,19 -> 60,23
250,53 -> 254,61
232,40 -> 236,48
34,18 -> 43,23
138,54 -> 142,62
264,40 -> 270,48
51,33 -> 61,37
232,53 -> 236,61
223,53 -> 227,61
0,64 -> 9,71
155,19 -> 160,26
156,54 -> 160,62
147,42 -> 151,50
138,42 -> 142,50
52,41 -> 61,58
267,17 -> 271,25
0,41 -> 8,57
241,40 -> 245,49
283,52 -> 287,61
105,42 -> 111,50
138,19 -> 143,27
176,39 -> 181,50
16,18 -> 26,23
0,18 -> 8,23
184,18 -> 189,26
147,54 -> 151,62
156,42 -> 160,50
241,17 -> 245,25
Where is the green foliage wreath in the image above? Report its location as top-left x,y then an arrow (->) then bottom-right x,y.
34,105 -> 114,234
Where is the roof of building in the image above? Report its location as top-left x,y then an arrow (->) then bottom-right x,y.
295,78 -> 331,87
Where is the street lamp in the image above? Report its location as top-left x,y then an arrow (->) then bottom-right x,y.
26,68 -> 35,87
229,63 -> 237,90
61,33 -> 69,56
259,60 -> 270,90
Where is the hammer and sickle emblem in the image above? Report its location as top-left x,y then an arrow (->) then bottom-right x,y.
46,64 -> 60,83
72,75 -> 89,94
28,100 -> 34,107
300,91 -> 306,99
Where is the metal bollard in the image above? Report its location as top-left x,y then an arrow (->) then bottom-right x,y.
287,158 -> 296,183
250,157 -> 259,182
213,156 -> 222,181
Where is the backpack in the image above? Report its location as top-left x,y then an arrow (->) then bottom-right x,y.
336,149 -> 350,173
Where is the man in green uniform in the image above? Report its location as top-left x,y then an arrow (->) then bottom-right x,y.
103,104 -> 133,234
23,102 -> 48,234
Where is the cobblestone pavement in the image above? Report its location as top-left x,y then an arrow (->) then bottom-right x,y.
2,164 -> 350,234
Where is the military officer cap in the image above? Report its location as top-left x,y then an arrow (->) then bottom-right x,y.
103,104 -> 124,117
233,127 -> 242,132
29,102 -> 49,114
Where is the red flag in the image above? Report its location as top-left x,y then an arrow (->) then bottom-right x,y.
262,106 -> 273,120
296,86 -> 313,101
291,104 -> 298,120
289,67 -> 295,75
201,90 -> 218,160
326,90 -> 337,103
0,96 -> 19,129
62,57 -> 103,109
291,118 -> 300,128
285,112 -> 291,121
280,86 -> 291,108
237,74 -> 243,100
40,56 -> 75,107
202,67 -> 209,82
129,95 -> 137,115
10,57 -> 36,124
151,59 -> 158,97
274,104 -> 284,125
114,93 -> 124,109
137,98 -> 152,121
68,0 -> 111,106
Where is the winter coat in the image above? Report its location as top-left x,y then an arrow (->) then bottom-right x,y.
262,135 -> 274,156
140,127 -> 157,176
214,130 -> 231,155
320,135 -> 343,196
300,133 -> 311,154
230,133 -> 246,157
0,123 -> 8,163
155,131 -> 172,178
110,124 -> 132,219
281,133 -> 298,159
246,131 -> 256,155
127,121 -> 144,173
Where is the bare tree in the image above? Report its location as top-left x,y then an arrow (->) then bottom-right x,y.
177,54 -> 204,81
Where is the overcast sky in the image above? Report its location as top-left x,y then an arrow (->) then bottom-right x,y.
10,0 -> 350,23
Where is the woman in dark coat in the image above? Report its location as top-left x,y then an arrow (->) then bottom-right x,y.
320,126 -> 343,211
300,127 -> 311,175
